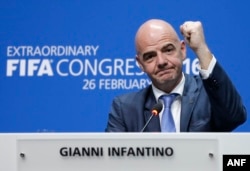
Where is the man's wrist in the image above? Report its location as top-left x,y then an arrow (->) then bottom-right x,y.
199,55 -> 217,79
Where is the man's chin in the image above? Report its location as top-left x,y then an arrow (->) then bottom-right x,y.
156,78 -> 175,85
158,74 -> 175,82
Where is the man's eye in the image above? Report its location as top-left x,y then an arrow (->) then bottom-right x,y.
145,55 -> 153,60
163,47 -> 174,53
143,53 -> 155,61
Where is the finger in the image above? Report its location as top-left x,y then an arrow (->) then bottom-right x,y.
180,25 -> 184,36
180,24 -> 191,39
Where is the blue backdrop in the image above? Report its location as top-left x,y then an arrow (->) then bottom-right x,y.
0,0 -> 249,132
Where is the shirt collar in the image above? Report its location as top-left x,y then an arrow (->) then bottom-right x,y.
152,72 -> 185,101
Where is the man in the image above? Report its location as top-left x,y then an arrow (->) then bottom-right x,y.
105,19 -> 247,132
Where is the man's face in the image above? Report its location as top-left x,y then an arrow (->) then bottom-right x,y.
136,29 -> 186,91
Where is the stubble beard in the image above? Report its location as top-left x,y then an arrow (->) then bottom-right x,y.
152,71 -> 182,92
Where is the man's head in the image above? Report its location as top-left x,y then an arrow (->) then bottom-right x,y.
135,19 -> 186,93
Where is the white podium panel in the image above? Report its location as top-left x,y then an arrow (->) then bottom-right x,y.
17,137 -> 219,171
1,133 -> 250,171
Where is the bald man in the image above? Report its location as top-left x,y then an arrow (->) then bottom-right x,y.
105,19 -> 246,132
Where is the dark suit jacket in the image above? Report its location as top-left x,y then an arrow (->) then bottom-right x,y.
105,62 -> 247,132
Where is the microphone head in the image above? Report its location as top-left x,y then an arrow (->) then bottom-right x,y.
151,102 -> 163,116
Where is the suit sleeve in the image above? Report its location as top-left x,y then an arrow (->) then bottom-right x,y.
203,62 -> 247,131
105,96 -> 126,132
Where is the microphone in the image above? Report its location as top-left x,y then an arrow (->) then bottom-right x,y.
140,102 -> 163,132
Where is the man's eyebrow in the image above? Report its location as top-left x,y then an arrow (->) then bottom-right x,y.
142,51 -> 156,58
140,43 -> 176,59
143,51 -> 154,56
161,43 -> 175,49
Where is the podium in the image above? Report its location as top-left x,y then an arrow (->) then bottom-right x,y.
0,133 -> 250,171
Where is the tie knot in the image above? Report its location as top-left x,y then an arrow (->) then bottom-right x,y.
160,94 -> 177,109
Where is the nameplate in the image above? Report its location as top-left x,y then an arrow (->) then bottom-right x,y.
17,136 -> 219,171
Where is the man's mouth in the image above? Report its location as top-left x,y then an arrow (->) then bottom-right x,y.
156,69 -> 173,76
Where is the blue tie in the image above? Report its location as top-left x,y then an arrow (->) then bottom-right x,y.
160,94 -> 177,132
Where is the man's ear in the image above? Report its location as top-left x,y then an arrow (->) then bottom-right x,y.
136,55 -> 144,71
180,40 -> 187,61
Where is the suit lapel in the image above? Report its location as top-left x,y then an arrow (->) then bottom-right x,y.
180,75 -> 199,132
143,88 -> 161,132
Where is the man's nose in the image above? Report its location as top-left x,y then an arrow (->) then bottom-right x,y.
156,53 -> 167,68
